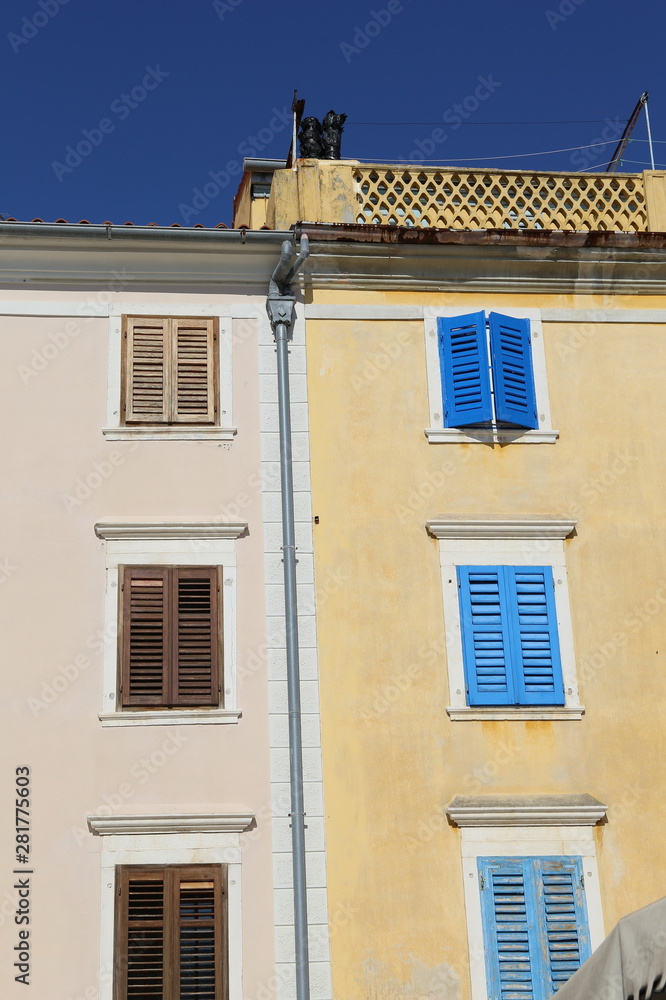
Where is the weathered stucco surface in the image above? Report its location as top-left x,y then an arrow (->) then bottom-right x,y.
306,290 -> 666,1000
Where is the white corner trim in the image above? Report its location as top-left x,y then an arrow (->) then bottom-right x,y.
447,706 -> 584,722
103,426 -> 237,441
425,428 -> 559,445
88,813 -> 256,835
94,519 -> 248,540
426,518 -> 576,540
99,709 -> 242,727
304,303 -> 424,321
447,795 -> 607,827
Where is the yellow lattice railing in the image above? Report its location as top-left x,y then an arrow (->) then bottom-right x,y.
353,167 -> 648,232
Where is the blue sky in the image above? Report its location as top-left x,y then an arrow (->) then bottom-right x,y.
2,0 -> 664,227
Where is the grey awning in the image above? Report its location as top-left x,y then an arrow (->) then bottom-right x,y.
551,897 -> 666,1000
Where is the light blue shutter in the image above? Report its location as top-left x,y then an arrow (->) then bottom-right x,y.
458,567 -> 515,705
438,313 -> 492,427
535,859 -> 591,995
479,857 -> 590,1000
488,312 -> 538,429
507,568 -> 564,706
479,858 -> 538,1000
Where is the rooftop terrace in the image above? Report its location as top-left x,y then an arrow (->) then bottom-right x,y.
246,159 -> 666,234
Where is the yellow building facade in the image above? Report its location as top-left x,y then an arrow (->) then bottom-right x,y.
257,161 -> 666,1000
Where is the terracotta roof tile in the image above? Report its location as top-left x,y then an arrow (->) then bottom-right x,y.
0,217 -> 229,229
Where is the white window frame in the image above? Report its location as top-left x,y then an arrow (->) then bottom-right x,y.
426,518 -> 584,720
103,306 -> 235,440
89,812 -> 253,1000
448,795 -> 607,1000
94,519 -> 246,727
423,306 -> 558,444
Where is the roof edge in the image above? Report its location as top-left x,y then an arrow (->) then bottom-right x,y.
294,221 -> 666,249
0,222 -> 293,245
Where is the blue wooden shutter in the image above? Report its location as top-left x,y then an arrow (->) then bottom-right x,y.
507,568 -> 564,706
458,567 -> 515,705
479,857 -> 590,1000
478,858 -> 539,1000
438,312 -> 492,427
488,312 -> 538,429
534,858 -> 591,996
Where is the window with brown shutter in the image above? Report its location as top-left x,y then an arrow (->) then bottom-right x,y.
114,865 -> 228,1000
122,316 -> 219,425
120,566 -> 221,709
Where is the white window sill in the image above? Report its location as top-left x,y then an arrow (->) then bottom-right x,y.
99,709 -> 242,728
103,426 -> 237,441
447,706 -> 584,721
425,428 -> 559,445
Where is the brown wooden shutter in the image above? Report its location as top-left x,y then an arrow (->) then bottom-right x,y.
172,568 -> 219,707
121,567 -> 169,707
115,866 -> 226,1000
171,318 -> 217,424
124,317 -> 170,423
178,871 -> 226,999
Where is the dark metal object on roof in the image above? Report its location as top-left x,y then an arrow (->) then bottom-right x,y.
320,111 -> 347,159
298,117 -> 323,159
298,111 -> 347,160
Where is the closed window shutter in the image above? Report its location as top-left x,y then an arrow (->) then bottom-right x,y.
535,859 -> 591,996
124,317 -> 170,424
172,568 -> 219,707
178,872 -> 226,1000
488,312 -> 538,429
458,567 -> 514,705
479,857 -> 590,1000
121,566 -> 221,709
438,312 -> 493,427
117,870 -> 169,999
122,567 -> 169,707
458,567 -> 564,707
479,857 -> 539,1000
116,866 -> 226,1000
507,567 -> 564,706
172,318 -> 217,424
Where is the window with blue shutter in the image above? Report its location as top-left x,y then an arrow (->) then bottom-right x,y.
478,856 -> 591,1000
458,566 -> 564,706
438,312 -> 493,427
438,312 -> 538,430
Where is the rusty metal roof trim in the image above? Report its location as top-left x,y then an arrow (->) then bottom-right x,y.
293,221 -> 666,250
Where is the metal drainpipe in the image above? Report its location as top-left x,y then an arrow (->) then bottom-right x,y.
266,235 -> 311,1000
